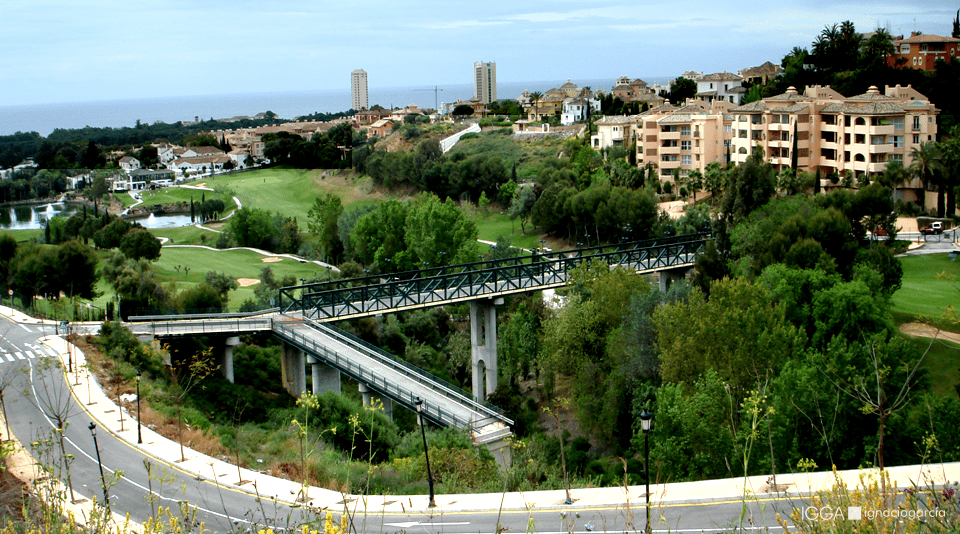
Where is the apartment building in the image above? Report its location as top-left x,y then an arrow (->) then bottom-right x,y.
351,69 -> 369,111
634,103 -> 735,180
729,84 -> 938,181
474,62 -> 497,104
696,72 -> 746,105
591,115 -> 639,150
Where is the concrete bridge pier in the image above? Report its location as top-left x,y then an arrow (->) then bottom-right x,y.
219,336 -> 241,383
280,341 -> 307,397
307,355 -> 341,395
658,267 -> 691,293
358,384 -> 393,419
470,297 -> 503,402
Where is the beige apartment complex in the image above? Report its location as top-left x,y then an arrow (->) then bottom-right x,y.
729,85 -> 938,180
635,103 -> 735,179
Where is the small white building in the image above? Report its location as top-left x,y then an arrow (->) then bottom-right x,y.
119,156 -> 141,171
560,96 -> 601,125
696,72 -> 746,105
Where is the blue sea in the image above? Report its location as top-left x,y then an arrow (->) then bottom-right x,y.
0,77 -> 668,137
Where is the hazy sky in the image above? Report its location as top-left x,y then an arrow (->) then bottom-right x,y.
2,1 -> 956,107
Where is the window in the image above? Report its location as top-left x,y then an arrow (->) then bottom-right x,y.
662,140 -> 678,147
855,134 -> 865,144
780,132 -> 790,141
900,44 -> 910,53
681,140 -> 691,150
739,129 -> 748,138
855,153 -> 865,162
890,153 -> 904,163
855,117 -> 866,126
870,135 -> 886,145
663,154 -> 678,162
913,134 -> 920,143
681,125 -> 691,136
892,136 -> 904,148
681,155 -> 692,165
724,124 -> 732,133
892,117 -> 904,130
822,114 -> 836,125
723,139 -> 732,148
844,133 -> 851,144
751,115 -> 763,124
913,116 -> 921,130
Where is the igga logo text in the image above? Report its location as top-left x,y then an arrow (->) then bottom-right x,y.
803,506 -> 850,521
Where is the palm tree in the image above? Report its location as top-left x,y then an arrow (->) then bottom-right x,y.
910,141 -> 943,217
529,91 -> 543,121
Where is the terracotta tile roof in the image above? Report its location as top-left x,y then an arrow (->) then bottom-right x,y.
897,33 -> 960,44
595,115 -> 638,125
700,72 -> 741,82
731,101 -> 768,112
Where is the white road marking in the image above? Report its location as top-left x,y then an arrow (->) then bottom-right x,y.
14,352 -> 24,360
3,354 -> 12,362
385,522 -> 471,528
18,324 -> 31,332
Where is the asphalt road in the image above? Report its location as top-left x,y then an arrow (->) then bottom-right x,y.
2,314 -> 806,533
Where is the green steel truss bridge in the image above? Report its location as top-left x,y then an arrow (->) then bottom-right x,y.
280,232 -> 710,321
130,232 -> 710,453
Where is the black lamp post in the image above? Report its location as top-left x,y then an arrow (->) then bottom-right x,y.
136,370 -> 142,444
89,422 -> 109,510
639,408 -> 654,534
414,397 -> 436,508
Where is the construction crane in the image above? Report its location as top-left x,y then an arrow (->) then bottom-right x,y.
414,86 -> 444,111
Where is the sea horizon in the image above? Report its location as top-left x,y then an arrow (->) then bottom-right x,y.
0,77 -> 670,137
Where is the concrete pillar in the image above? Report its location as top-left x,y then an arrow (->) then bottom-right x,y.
470,298 -> 502,402
308,355 -> 341,395
220,336 -> 240,383
358,383 -> 393,419
658,269 -> 688,293
485,436 -> 513,471
280,341 -> 306,397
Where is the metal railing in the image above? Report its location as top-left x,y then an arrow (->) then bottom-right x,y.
300,318 -> 508,419
272,318 -> 511,431
132,317 -> 274,337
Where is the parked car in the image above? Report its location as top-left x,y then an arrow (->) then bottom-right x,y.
920,222 -> 944,235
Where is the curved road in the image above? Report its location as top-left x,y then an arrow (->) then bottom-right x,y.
3,315 -> 808,533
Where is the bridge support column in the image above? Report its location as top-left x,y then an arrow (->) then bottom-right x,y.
470,298 -> 502,402
220,336 -> 240,383
658,268 -> 691,293
358,384 -> 393,420
281,342 -> 306,397
485,436 -> 513,471
307,355 -> 341,396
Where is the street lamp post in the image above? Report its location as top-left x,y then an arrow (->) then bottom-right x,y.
414,397 -> 436,508
640,408 -> 654,534
88,422 -> 109,510
136,370 -> 143,444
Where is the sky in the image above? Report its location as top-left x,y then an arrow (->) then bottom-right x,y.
1,1 -> 957,107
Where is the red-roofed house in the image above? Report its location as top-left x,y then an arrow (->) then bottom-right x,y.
889,32 -> 960,70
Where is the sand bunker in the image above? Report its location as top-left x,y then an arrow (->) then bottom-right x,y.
237,278 -> 260,287
194,182 -> 207,188
261,256 -> 283,263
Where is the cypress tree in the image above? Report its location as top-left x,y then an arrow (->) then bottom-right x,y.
190,198 -> 195,223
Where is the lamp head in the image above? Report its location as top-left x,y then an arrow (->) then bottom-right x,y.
137,370 -> 142,381
639,408 -> 653,433
88,422 -> 96,436
415,397 -> 423,413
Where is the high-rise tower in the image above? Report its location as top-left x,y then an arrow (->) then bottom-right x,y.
351,69 -> 369,110
473,62 -> 497,104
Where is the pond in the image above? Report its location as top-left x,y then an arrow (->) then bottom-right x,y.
0,203 -> 195,230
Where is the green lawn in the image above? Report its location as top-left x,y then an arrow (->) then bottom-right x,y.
891,254 -> 959,325
154,246 -> 328,308
148,225 -> 217,246
135,187 -> 235,211
908,335 -> 960,398
196,167 -> 376,222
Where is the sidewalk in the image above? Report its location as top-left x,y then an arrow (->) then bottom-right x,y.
5,303 -> 958,521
